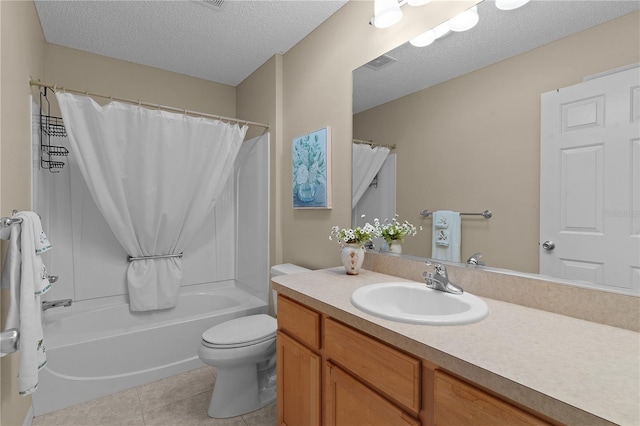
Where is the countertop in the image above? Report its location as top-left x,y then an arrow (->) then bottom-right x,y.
272,268 -> 640,426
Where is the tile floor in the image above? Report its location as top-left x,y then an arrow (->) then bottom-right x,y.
31,366 -> 276,426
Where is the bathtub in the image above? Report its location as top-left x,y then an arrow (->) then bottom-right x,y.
32,282 -> 268,415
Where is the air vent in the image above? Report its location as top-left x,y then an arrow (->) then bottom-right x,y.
201,0 -> 224,9
364,54 -> 397,71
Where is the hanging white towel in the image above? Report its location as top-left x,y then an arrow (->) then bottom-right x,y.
431,211 -> 461,262
1,212 -> 51,395
0,224 -> 11,241
1,222 -> 21,326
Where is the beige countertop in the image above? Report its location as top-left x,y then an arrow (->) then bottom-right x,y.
272,267 -> 640,426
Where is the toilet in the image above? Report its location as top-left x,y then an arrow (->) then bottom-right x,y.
198,263 -> 309,418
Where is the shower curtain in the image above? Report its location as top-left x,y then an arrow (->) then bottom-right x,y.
56,93 -> 247,311
352,143 -> 390,208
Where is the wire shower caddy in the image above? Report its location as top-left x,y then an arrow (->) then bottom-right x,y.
39,88 -> 69,172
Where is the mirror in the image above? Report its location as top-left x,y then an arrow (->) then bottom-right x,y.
352,0 -> 640,295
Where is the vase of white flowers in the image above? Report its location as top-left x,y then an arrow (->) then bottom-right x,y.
341,244 -> 364,275
374,215 -> 419,254
388,240 -> 402,253
329,222 -> 376,275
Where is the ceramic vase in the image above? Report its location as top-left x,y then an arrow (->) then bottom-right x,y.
388,241 -> 402,253
341,244 -> 364,275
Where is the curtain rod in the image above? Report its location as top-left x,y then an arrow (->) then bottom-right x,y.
29,79 -> 270,130
353,139 -> 396,150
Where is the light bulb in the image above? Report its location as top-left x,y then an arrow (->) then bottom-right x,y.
410,29 -> 436,47
373,0 -> 403,29
408,0 -> 432,6
495,0 -> 530,10
447,6 -> 479,32
433,22 -> 450,39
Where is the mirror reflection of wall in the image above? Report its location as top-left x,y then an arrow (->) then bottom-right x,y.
353,2 -> 639,293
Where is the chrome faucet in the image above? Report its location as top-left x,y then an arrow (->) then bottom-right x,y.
42,299 -> 72,311
423,262 -> 463,294
466,252 -> 484,266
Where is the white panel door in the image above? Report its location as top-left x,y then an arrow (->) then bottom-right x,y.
540,66 -> 640,293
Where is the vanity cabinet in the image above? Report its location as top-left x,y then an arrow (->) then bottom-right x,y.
433,371 -> 550,426
276,294 -> 553,426
325,362 -> 419,426
276,296 -> 321,426
324,317 -> 421,416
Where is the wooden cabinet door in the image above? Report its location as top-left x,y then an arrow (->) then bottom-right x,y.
434,371 -> 550,426
277,295 -> 321,350
276,331 -> 321,426
325,362 -> 420,426
324,318 -> 421,414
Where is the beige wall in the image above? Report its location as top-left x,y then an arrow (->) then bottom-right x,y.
354,11 -> 640,273
237,54 -> 283,267
1,1 -> 46,423
281,0 -> 478,270
237,54 -> 283,315
44,43 -> 236,117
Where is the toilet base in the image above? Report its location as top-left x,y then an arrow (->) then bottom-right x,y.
207,364 -> 276,418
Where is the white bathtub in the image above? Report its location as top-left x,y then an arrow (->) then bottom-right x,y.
32,282 -> 268,415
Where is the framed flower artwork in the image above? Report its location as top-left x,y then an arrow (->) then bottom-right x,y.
292,127 -> 332,209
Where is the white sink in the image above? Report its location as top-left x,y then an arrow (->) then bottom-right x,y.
350,281 -> 489,326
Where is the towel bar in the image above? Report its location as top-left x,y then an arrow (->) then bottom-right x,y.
420,209 -> 492,219
0,328 -> 19,356
0,216 -> 23,228
0,210 -> 42,228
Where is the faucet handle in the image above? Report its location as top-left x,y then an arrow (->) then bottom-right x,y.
424,261 -> 447,275
467,252 -> 484,266
434,263 -> 447,277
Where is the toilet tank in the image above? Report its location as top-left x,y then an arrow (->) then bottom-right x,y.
270,263 -> 310,314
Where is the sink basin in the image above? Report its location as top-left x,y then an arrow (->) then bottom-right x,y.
350,281 -> 489,326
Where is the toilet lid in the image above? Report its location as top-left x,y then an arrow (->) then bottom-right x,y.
202,314 -> 277,348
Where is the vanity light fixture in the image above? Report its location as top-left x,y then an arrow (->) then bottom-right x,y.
447,5 -> 479,32
410,22 -> 450,47
373,0 -> 404,28
407,0 -> 432,6
432,21 -> 451,39
495,0 -> 530,11
410,29 -> 437,47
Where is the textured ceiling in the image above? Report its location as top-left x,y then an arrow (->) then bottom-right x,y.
353,0 -> 640,113
33,0 -> 640,111
34,0 -> 348,87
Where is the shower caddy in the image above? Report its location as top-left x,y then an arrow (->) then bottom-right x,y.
39,88 -> 69,173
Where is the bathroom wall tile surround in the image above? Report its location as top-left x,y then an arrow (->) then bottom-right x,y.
362,252 -> 639,331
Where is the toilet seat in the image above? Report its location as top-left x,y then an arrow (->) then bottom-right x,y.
202,314 -> 276,349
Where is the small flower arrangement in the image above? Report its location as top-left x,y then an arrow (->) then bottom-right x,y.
374,215 -> 419,243
329,222 -> 376,247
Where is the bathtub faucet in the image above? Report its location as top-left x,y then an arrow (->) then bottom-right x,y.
42,299 -> 73,311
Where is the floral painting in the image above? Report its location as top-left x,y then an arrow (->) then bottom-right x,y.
292,127 -> 331,208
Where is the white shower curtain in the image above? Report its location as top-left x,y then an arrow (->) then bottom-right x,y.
56,93 -> 247,311
352,143 -> 390,208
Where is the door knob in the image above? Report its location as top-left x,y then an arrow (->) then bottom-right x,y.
542,240 -> 555,251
